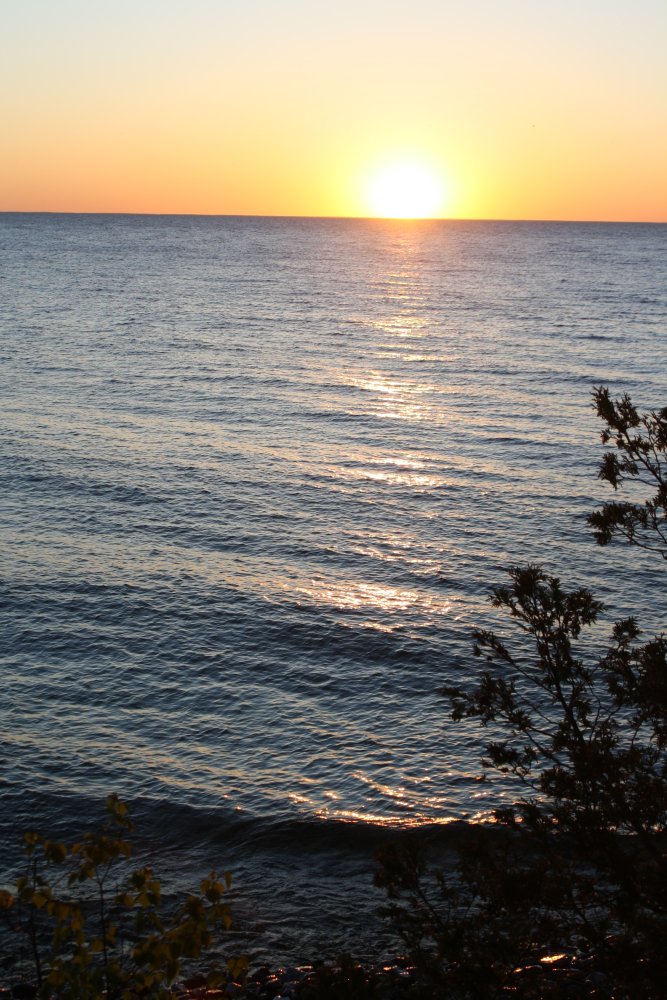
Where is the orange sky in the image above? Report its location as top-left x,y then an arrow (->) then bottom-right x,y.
1,0 -> 666,220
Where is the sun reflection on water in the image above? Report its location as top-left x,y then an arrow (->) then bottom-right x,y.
343,369 -> 443,423
293,576 -> 453,624
313,806 -> 498,828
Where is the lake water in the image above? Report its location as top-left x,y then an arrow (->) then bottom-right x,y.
1,214 -> 666,961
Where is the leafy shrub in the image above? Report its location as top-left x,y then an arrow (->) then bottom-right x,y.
0,794 -> 246,998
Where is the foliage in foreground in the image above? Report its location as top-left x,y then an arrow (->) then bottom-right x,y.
0,794 -> 247,998
377,387 -> 667,998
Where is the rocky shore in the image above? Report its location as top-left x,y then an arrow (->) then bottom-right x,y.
0,961 -> 414,1000
0,948 -> 624,999
175,958 -> 418,1000
172,949 -> 616,1000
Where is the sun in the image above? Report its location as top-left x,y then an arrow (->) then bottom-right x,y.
366,160 -> 445,219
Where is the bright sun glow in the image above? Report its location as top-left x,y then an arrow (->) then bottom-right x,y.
367,161 -> 445,219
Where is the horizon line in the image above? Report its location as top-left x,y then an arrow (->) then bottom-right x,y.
1,210 -> 665,225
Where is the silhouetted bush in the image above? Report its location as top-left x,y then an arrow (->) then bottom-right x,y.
377,388 -> 667,998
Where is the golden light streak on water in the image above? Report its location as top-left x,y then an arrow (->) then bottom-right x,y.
293,576 -> 453,622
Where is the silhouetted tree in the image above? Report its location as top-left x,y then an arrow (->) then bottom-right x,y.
377,388 -> 667,999
589,386 -> 667,559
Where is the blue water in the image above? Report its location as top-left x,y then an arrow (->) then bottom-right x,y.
1,214 -> 666,960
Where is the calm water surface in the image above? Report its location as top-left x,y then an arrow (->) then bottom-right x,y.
1,215 -> 666,959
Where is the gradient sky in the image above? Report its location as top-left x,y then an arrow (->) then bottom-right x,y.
1,0 -> 665,220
